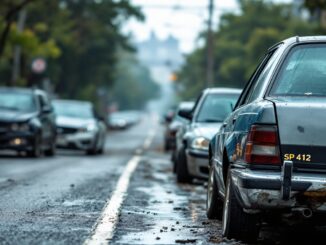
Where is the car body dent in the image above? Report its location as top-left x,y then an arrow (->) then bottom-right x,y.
211,36 -> 326,215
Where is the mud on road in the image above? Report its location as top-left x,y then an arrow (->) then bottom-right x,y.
112,132 -> 240,245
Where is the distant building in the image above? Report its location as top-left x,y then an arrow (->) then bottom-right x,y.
137,31 -> 184,71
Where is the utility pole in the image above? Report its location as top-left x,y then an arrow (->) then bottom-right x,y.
206,0 -> 214,88
11,9 -> 27,86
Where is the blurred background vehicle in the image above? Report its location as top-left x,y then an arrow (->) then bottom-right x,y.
53,99 -> 107,155
107,110 -> 143,130
0,87 -> 56,158
164,101 -> 195,152
162,106 -> 177,126
175,88 -> 241,183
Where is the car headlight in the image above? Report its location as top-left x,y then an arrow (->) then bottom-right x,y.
79,124 -> 97,132
191,137 -> 209,151
11,123 -> 30,132
86,124 -> 96,131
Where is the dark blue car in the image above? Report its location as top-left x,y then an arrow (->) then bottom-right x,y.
207,36 -> 326,242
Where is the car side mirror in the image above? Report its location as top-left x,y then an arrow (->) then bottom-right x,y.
178,108 -> 193,120
42,106 -> 53,114
97,115 -> 105,121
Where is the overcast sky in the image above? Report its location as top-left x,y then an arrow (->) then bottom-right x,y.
124,0 -> 292,53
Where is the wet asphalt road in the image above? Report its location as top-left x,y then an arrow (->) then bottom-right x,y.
1,113 -> 326,244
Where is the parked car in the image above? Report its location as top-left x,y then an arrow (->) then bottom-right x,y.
162,106 -> 176,125
53,99 -> 106,155
175,88 -> 241,183
164,101 -> 195,152
0,87 -> 56,157
107,110 -> 142,130
207,36 -> 326,242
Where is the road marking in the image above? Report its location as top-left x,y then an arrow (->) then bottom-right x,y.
143,130 -> 156,150
85,129 -> 156,245
84,155 -> 140,245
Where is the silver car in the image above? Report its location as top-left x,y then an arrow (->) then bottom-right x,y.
175,88 -> 241,183
53,99 -> 107,155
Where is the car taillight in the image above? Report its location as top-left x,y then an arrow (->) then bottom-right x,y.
244,125 -> 281,165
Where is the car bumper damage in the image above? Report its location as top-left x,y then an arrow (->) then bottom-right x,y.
232,161 -> 326,213
56,132 -> 96,150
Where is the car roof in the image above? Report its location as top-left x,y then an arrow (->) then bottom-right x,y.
53,99 -> 93,106
269,36 -> 326,51
178,101 -> 195,109
0,86 -> 46,95
202,87 -> 242,95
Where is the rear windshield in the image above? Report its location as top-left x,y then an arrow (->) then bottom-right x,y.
195,93 -> 239,123
270,44 -> 326,97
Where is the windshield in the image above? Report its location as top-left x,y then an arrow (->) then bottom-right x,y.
196,94 -> 239,123
271,44 -> 326,97
53,101 -> 94,119
0,91 -> 36,112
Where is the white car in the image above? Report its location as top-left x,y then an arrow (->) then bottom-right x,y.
53,99 -> 107,155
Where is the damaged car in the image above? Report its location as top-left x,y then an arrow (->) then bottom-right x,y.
207,36 -> 326,242
53,99 -> 106,155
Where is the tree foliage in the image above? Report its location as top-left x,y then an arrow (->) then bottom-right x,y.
110,51 -> 159,110
0,0 -> 158,111
177,0 -> 316,100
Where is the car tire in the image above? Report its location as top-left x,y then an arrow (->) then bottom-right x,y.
222,169 -> 260,243
27,135 -> 42,158
171,151 -> 177,173
164,139 -> 169,152
86,148 -> 97,155
176,146 -> 192,183
97,140 -> 105,154
206,163 -> 223,220
44,138 -> 56,157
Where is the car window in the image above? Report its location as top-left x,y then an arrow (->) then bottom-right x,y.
53,101 -> 95,119
270,44 -> 326,97
245,50 -> 278,103
195,93 -> 239,123
0,92 -> 36,112
235,50 -> 276,108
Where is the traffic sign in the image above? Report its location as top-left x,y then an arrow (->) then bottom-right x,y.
31,58 -> 47,74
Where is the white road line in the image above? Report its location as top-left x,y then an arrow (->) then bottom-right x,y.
84,129 -> 156,245
84,155 -> 140,245
143,130 -> 156,150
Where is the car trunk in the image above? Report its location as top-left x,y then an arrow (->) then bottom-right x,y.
270,97 -> 326,171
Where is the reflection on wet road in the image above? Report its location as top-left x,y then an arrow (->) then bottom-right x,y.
1,113 -> 326,244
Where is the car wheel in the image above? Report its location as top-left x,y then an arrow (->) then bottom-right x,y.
86,148 -> 97,155
206,163 -> 223,220
97,139 -> 105,154
44,139 -> 56,157
171,151 -> 177,173
27,136 -> 42,158
176,146 -> 192,183
222,169 -> 260,242
164,138 -> 169,152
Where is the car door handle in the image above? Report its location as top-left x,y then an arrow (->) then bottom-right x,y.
222,122 -> 227,128
232,117 -> 237,124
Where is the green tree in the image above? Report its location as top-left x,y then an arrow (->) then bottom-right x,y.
110,50 -> 159,110
177,0 -> 316,100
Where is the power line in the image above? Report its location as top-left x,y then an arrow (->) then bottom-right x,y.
138,4 -> 236,12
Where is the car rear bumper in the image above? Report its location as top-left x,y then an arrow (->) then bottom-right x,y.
186,149 -> 209,179
0,132 -> 35,151
57,132 -> 96,150
232,162 -> 326,212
